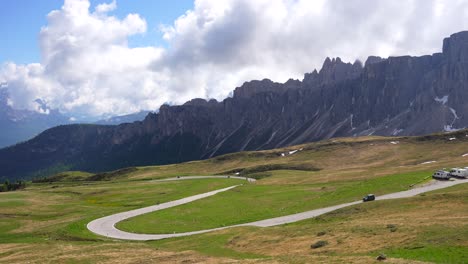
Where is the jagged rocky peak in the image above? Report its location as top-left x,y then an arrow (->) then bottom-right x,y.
319,57 -> 363,80
365,56 -> 385,66
233,78 -> 284,98
303,57 -> 363,86
158,103 -> 171,111
302,70 -> 318,83
183,98 -> 218,106
322,57 -> 346,68
353,59 -> 363,68
284,78 -> 302,88
443,31 -> 468,63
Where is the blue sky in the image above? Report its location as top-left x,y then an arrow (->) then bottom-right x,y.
0,0 -> 193,64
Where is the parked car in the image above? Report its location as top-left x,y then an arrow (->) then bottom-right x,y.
363,194 -> 375,202
432,170 -> 451,180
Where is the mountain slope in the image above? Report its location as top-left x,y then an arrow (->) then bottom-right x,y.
94,111 -> 152,125
2,31 -> 468,180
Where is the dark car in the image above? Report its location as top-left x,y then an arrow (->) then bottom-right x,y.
363,194 -> 375,202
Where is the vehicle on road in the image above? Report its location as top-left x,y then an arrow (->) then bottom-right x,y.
449,168 -> 468,178
432,170 -> 451,180
363,194 -> 375,202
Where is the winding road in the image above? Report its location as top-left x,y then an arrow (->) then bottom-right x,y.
87,176 -> 466,241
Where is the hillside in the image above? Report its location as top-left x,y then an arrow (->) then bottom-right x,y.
0,132 -> 467,263
25,129 -> 468,184
2,31 -> 468,181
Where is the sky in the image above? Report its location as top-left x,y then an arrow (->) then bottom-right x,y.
0,0 -> 193,63
1,0 -> 468,118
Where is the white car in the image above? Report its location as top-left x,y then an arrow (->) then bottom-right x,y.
432,170 -> 451,180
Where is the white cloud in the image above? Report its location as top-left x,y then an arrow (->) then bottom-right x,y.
95,0 -> 116,13
154,0 -> 468,103
1,0 -> 164,117
2,0 -> 468,117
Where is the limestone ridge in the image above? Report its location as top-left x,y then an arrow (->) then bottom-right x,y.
2,31 -> 468,180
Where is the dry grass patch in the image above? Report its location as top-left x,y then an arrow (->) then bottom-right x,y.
0,243 -> 260,264
193,184 -> 467,263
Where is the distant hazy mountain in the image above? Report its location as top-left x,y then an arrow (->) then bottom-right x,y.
2,31 -> 468,181
0,89 -> 71,148
94,111 -> 152,125
0,89 -> 151,148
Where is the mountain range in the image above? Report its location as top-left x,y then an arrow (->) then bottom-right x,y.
2,31 -> 468,181
0,89 -> 71,149
0,89 -> 150,149
93,111 -> 152,125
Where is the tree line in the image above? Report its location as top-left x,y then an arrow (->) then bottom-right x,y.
0,180 -> 26,192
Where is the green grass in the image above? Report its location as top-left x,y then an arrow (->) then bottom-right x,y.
150,231 -> 268,260
32,171 -> 93,183
377,186 -> 468,264
117,171 -> 431,234
384,246 -> 467,264
2,131 -> 468,263
380,222 -> 468,263
0,178 -> 245,243
148,183 -> 468,263
0,199 -> 26,207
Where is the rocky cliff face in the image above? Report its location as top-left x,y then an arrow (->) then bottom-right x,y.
2,31 -> 468,181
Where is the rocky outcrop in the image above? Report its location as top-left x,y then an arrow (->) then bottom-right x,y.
365,56 -> 385,66
233,79 -> 286,98
2,31 -> 468,181
303,57 -> 363,87
443,31 -> 468,63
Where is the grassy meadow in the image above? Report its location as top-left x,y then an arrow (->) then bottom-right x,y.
1,132 -> 467,263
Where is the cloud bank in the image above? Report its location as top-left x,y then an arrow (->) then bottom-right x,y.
1,0 -> 468,117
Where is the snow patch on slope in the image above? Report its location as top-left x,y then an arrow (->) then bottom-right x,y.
434,95 -> 449,105
444,125 -> 461,132
449,107 -> 459,120
420,160 -> 436,165
444,107 -> 462,132
350,114 -> 356,130
280,148 -> 303,157
391,128 -> 404,136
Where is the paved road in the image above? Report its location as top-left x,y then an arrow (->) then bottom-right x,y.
87,177 -> 466,241
151,175 -> 256,183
